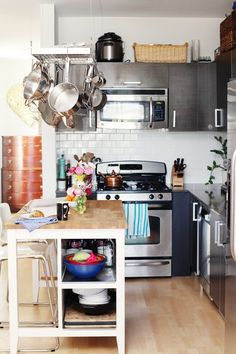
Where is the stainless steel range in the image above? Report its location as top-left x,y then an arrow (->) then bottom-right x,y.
96,160 -> 172,277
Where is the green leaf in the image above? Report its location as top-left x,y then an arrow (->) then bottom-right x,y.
210,149 -> 224,155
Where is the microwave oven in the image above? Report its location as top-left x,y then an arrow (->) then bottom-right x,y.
96,88 -> 168,130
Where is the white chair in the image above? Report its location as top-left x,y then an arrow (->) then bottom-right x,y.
0,203 -> 59,352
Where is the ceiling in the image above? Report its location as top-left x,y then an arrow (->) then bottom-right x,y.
39,0 -> 233,18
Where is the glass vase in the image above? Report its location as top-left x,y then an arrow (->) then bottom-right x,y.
76,195 -> 87,214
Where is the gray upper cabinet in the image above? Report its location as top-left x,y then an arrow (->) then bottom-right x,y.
168,64 -> 197,131
97,62 -> 168,88
215,51 -> 231,131
197,62 -> 217,131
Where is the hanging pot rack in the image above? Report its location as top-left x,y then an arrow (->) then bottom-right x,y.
32,46 -> 94,65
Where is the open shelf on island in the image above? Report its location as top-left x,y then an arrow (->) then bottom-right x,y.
64,306 -> 116,328
62,267 -> 116,283
63,289 -> 116,328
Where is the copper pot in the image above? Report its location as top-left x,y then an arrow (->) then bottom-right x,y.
100,170 -> 123,188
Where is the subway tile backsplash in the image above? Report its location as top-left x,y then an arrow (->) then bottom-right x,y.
56,129 -> 226,184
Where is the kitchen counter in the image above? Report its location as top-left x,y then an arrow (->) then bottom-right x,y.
8,200 -> 127,230
173,183 -> 227,217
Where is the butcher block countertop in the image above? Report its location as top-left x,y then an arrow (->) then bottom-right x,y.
7,200 -> 127,230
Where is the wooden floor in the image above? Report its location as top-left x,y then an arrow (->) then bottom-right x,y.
0,268 -> 224,353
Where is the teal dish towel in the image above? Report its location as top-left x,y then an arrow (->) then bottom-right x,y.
123,203 -> 150,239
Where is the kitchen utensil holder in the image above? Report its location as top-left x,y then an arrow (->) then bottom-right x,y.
171,166 -> 184,187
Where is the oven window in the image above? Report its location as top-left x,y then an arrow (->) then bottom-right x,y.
125,215 -> 160,245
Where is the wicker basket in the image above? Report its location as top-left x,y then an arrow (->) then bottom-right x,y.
133,42 -> 188,63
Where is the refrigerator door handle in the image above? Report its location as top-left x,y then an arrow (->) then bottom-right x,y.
231,149 -> 236,261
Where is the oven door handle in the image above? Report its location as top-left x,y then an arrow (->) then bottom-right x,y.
125,260 -> 170,267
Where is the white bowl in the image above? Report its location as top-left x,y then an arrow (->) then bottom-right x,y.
72,288 -> 104,296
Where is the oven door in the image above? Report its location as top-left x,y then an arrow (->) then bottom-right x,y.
125,202 -> 172,257
125,201 -> 172,277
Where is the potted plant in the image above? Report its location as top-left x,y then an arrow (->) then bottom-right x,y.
206,136 -> 227,185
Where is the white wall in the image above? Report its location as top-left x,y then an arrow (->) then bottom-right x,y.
0,11 -> 40,136
0,5 -> 40,201
55,15 -> 225,184
56,130 -> 226,185
57,17 -> 222,61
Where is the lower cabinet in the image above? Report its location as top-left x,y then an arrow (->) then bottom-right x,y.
172,191 -> 192,276
210,209 -> 226,316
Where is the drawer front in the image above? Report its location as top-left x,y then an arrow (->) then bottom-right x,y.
2,144 -> 42,157
2,157 -> 42,170
2,136 -> 41,146
2,191 -> 42,206
2,170 -> 42,181
2,181 -> 42,193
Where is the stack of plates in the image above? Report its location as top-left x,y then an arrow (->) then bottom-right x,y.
72,288 -> 110,305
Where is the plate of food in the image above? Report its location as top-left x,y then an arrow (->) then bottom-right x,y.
21,210 -> 46,220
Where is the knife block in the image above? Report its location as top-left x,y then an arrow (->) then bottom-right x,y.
171,166 -> 184,187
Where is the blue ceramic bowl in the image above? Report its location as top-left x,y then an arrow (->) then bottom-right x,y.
64,257 -> 106,279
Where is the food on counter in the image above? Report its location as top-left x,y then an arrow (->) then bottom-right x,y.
29,210 -> 45,218
72,250 -> 90,262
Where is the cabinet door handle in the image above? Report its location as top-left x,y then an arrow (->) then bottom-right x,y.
89,110 -> 92,129
215,108 -> 224,127
149,97 -> 153,128
217,222 -> 225,247
215,221 -> 220,244
173,110 -> 176,128
231,149 -> 236,261
123,81 -> 142,85
192,202 -> 198,221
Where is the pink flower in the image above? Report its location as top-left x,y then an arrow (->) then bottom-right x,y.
74,165 -> 84,175
84,167 -> 93,175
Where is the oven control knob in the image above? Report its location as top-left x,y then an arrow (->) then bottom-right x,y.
158,194 -> 163,199
149,194 -> 154,200
114,195 -> 120,200
106,195 -> 111,200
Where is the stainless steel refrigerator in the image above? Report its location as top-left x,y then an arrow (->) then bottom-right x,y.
225,78 -> 236,353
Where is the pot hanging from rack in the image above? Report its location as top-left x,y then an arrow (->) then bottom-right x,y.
23,62 -> 53,106
48,58 -> 81,126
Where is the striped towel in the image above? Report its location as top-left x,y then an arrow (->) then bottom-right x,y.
15,216 -> 58,232
123,203 -> 150,239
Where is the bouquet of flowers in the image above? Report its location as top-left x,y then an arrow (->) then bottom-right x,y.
65,155 -> 95,214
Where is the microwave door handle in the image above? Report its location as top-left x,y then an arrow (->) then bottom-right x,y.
149,97 -> 153,128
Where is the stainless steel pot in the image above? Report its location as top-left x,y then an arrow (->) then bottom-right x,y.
95,32 -> 124,62
23,63 -> 52,104
48,82 -> 80,114
48,58 -> 81,117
